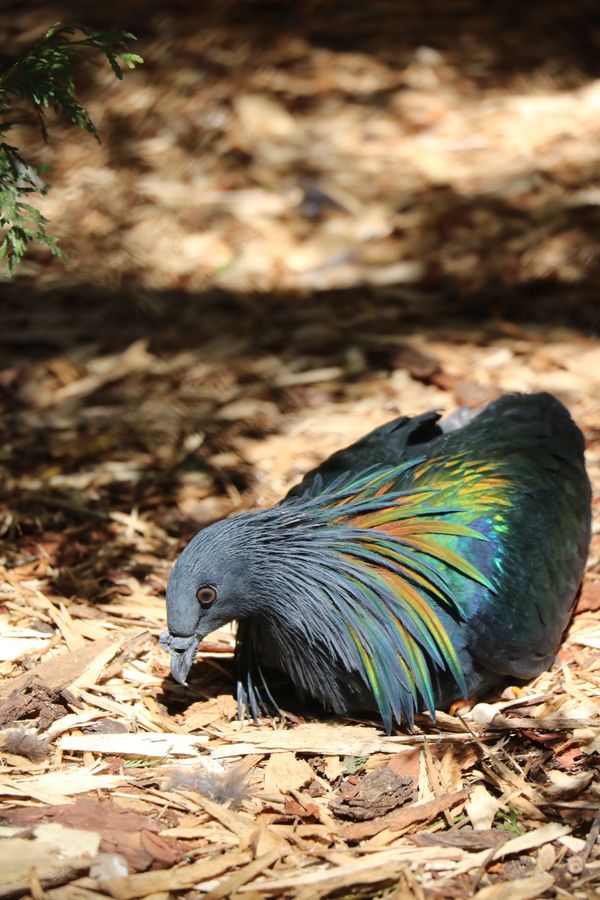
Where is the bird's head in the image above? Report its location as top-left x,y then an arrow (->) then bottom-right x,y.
160,511 -> 269,684
160,501 -> 326,684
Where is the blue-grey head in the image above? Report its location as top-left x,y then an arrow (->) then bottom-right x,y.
161,511 -> 259,684
160,502 -> 336,686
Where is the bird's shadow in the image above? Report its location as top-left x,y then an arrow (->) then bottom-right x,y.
157,657 -> 237,715
156,656 -> 373,726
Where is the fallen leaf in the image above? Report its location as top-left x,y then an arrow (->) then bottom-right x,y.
322,756 -> 346,782
543,769 -> 594,799
466,783 -> 501,831
341,789 -> 468,840
473,871 -> 554,900
284,796 -> 320,819
234,94 -> 296,142
101,851 -> 250,899
2,798 -> 182,872
213,723 -> 387,758
0,827 -> 100,899
410,827 -> 509,851
575,580 -> 600,613
494,822 -> 571,858
58,732 -> 208,758
386,749 -> 421,784
263,752 -> 314,798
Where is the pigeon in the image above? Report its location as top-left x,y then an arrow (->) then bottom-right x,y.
160,392 -> 591,732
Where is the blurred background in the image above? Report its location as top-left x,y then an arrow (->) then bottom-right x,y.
1,0 -> 599,599
4,1 -> 600,306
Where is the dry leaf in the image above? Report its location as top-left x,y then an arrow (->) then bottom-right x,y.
262,752 -> 314,797
101,851 -> 250,899
234,94 -> 297,142
342,789 -> 468,840
3,798 -> 182,873
0,827 -> 100,899
59,732 -> 208,758
386,749 -> 422,784
213,723 -> 387,758
322,757 -> 346,782
473,872 -> 554,900
0,767 -> 126,805
543,769 -> 594,799
575,580 -> 600,614
466,784 -> 501,831
494,823 -> 571,859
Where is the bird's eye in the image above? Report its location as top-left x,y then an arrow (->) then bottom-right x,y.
196,585 -> 217,607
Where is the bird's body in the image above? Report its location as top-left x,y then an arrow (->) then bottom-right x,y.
161,393 -> 591,731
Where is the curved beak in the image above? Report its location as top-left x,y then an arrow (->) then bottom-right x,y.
159,632 -> 200,685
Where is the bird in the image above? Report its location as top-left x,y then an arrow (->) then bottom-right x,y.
160,392 -> 591,733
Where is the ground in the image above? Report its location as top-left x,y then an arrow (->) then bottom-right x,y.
0,2 -> 599,898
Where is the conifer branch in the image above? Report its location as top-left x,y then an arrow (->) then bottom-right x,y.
0,23 -> 143,276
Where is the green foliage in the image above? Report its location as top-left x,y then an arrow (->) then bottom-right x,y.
123,753 -> 171,768
0,23 -> 143,276
343,755 -> 368,775
495,806 -> 526,835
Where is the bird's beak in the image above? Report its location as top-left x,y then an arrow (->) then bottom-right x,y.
159,632 -> 200,685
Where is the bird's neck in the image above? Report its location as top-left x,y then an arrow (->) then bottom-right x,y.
238,609 -> 370,715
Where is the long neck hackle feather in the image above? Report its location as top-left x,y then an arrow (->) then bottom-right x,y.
234,455 -> 508,731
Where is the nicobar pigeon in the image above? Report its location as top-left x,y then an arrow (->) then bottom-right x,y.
160,393 -> 591,732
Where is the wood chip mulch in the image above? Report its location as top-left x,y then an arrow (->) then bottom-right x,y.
1,2 -> 599,897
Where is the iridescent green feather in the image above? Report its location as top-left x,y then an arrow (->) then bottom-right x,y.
308,453 -> 513,726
